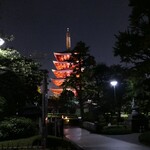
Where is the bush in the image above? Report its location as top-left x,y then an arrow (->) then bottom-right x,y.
0,97 -> 6,120
84,112 -> 96,122
0,135 -> 80,149
0,117 -> 37,140
101,125 -> 132,135
139,131 -> 150,146
0,135 -> 40,147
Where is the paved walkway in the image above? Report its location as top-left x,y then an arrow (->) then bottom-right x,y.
64,127 -> 150,150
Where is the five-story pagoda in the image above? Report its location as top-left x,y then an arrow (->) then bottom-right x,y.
50,28 -> 74,95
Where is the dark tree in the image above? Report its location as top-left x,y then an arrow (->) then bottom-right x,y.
87,64 -> 128,122
114,0 -> 150,114
0,48 -> 43,116
63,41 -> 96,120
114,0 -> 150,67
59,90 -> 76,114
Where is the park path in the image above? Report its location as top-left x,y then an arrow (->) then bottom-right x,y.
64,127 -> 150,150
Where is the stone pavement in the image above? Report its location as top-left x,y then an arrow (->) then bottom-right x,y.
64,127 -> 150,150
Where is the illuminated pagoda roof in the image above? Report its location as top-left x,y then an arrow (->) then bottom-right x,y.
50,88 -> 77,96
53,61 -> 73,70
52,69 -> 73,78
54,52 -> 71,62
51,78 -> 65,87
50,88 -> 63,95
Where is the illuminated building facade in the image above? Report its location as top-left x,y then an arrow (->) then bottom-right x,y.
50,28 -> 74,95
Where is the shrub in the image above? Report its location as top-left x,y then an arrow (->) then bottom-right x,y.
0,97 -> 6,120
84,112 -> 96,122
0,135 -> 80,149
0,135 -> 40,147
139,131 -> 150,146
96,122 -> 106,133
101,125 -> 132,135
0,117 -> 37,140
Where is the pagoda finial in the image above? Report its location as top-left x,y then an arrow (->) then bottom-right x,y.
66,28 -> 71,50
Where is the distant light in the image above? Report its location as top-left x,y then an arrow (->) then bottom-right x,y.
88,99 -> 92,103
66,119 -> 69,123
0,38 -> 5,46
110,80 -> 118,87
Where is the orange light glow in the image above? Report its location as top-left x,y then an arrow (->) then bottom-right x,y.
50,88 -> 63,95
53,61 -> 73,70
54,53 -> 71,62
52,69 -> 73,78
76,74 -> 80,78
51,78 -> 65,86
51,51 -> 77,96
50,88 -> 77,96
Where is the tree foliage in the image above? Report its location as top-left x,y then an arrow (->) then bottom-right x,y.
59,90 -> 76,114
86,64 -> 129,120
63,41 -> 96,119
114,0 -> 150,113
0,117 -> 37,140
0,48 -> 43,116
114,0 -> 150,70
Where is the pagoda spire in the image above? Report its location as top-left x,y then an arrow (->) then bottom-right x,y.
66,28 -> 71,50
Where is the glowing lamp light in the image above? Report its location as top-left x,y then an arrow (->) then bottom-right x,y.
110,80 -> 118,103
0,38 -> 5,46
76,74 -> 80,78
110,80 -> 118,87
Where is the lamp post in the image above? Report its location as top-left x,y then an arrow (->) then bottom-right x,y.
110,80 -> 118,102
110,80 -> 119,123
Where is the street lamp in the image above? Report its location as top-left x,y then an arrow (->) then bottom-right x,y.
110,80 -> 118,98
110,80 -> 118,102
110,80 -> 119,123
110,80 -> 118,87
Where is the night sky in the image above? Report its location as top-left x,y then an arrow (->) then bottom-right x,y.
0,0 -> 131,77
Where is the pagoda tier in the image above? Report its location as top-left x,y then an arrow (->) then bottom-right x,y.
52,69 -> 73,78
54,52 -> 71,62
50,88 -> 63,95
50,88 -> 77,96
51,78 -> 65,87
53,61 -> 74,70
